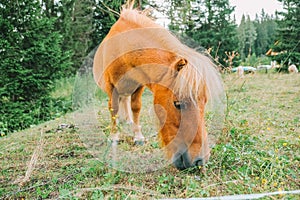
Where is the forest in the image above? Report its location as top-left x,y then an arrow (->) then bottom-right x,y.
0,0 -> 299,133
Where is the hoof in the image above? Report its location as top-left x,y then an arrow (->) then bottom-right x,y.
134,140 -> 144,146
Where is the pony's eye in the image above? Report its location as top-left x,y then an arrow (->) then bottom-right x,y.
174,101 -> 188,110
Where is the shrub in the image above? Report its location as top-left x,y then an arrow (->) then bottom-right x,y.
0,0 -> 72,133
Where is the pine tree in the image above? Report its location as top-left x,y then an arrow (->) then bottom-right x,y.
91,0 -> 126,46
253,10 -> 278,56
273,0 -> 300,69
0,0 -> 72,132
265,15 -> 278,47
53,0 -> 95,73
0,0 -> 71,101
158,0 -> 237,67
254,12 -> 268,56
188,0 -> 238,67
237,15 -> 257,59
210,0 -> 238,66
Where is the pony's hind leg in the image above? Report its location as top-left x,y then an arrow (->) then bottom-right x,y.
118,96 -> 133,124
131,86 -> 145,145
107,85 -> 120,141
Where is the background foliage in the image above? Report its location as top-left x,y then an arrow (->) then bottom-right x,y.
272,0 -> 300,70
0,0 -> 299,133
0,0 -> 72,133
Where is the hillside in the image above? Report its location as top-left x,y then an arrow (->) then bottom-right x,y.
1,73 -> 299,199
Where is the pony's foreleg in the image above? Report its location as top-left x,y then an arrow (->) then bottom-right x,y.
131,86 -> 145,145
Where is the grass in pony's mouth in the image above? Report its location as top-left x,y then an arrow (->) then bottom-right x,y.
0,73 -> 299,199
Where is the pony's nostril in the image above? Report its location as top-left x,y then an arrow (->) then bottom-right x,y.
194,157 -> 204,166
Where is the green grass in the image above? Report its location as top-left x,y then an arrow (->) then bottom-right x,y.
51,76 -> 76,100
1,73 -> 299,199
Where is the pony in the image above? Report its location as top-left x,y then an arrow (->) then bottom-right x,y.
288,64 -> 298,73
93,2 -> 224,170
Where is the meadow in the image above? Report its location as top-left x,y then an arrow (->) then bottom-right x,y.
0,72 -> 299,199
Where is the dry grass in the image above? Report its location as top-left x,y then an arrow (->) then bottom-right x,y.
0,72 -> 299,199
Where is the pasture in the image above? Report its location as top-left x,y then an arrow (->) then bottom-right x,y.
0,73 -> 299,199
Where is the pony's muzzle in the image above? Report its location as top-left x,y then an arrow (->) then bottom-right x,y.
172,151 -> 205,170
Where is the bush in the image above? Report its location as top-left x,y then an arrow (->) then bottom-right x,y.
0,97 -> 72,134
0,0 -> 72,133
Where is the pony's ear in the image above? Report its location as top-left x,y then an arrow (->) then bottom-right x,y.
174,58 -> 188,72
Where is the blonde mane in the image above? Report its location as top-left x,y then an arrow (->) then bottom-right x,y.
120,9 -> 160,29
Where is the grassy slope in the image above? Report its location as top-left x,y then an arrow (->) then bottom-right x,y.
0,73 -> 299,199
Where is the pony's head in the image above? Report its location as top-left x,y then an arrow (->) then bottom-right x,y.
151,57 -> 211,170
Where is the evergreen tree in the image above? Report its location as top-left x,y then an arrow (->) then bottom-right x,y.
161,0 -> 238,68
254,11 -> 268,56
237,15 -> 246,59
0,0 -> 72,132
70,0 -> 94,70
237,15 -> 257,59
41,0 -> 57,18
46,0 -> 95,73
91,0 -> 124,46
266,15 -> 278,43
253,10 -> 278,57
273,0 -> 300,69
209,0 -> 238,66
